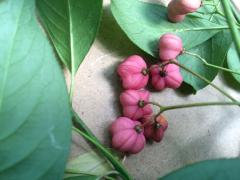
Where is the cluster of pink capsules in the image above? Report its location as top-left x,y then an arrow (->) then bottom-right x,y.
110,0 -> 202,154
110,33 -> 184,154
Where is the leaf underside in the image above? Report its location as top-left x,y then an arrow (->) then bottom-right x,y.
0,0 -> 71,179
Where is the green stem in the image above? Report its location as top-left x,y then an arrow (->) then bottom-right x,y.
72,127 -> 133,180
72,112 -> 131,179
148,101 -> 163,108
183,51 -> 240,75
221,0 -> 240,58
72,110 -> 98,141
69,73 -> 75,103
168,61 -> 237,102
149,100 -> 240,116
69,0 -> 77,103
160,101 -> 240,113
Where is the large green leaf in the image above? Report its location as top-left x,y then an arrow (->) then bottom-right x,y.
0,0 -> 71,179
65,151 -> 113,177
159,159 -> 240,180
37,0 -> 103,74
227,43 -> 240,83
111,0 -> 227,57
178,30 -> 232,90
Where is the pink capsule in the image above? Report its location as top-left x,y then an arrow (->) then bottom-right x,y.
120,89 -> 153,120
150,62 -> 183,90
168,0 -> 201,15
110,117 -> 146,154
117,55 -> 149,90
167,1 -> 186,22
159,34 -> 183,61
177,0 -> 202,14
168,13 -> 186,23
143,115 -> 168,142
167,0 -> 202,22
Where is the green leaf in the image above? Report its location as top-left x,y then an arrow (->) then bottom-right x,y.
0,0 -> 72,179
227,43 -> 240,83
111,0 -> 226,57
37,0 -> 103,74
159,159 -> 240,180
179,30 -> 232,90
65,151 -> 114,176
65,175 -> 98,180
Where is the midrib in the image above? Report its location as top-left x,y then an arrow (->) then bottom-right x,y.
67,0 -> 76,75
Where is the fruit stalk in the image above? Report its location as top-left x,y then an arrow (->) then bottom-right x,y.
183,50 -> 240,75
169,60 -> 238,102
160,101 -> 240,113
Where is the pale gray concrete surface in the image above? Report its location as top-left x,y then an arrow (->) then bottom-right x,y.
67,0 -> 240,179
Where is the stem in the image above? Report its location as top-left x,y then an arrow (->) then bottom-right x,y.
149,100 -> 240,117
183,51 -> 240,75
168,60 -> 238,102
72,127 -> 133,180
69,72 -> 75,103
72,112 -> 131,179
72,110 -> 98,141
69,1 -> 76,103
148,101 -> 163,108
160,101 -> 240,113
221,0 -> 240,58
